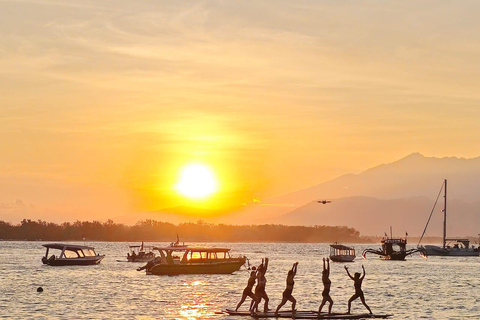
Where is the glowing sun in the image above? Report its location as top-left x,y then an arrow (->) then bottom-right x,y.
175,164 -> 218,199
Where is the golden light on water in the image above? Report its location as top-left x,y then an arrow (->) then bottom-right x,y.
175,164 -> 218,199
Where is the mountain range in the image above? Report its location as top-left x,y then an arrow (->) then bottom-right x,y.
116,153 -> 480,237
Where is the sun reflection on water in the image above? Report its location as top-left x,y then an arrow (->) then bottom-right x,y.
179,303 -> 209,320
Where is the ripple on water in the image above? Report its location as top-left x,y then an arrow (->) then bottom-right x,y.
1,241 -> 479,319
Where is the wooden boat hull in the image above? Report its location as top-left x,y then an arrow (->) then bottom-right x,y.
147,259 -> 246,275
127,255 -> 155,262
224,309 -> 392,319
330,255 -> 355,262
381,252 -> 407,261
42,255 -> 105,266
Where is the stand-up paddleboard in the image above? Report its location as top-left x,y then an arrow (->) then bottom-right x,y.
223,309 -> 393,319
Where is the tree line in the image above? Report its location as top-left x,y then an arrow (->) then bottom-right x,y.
0,219 -> 367,242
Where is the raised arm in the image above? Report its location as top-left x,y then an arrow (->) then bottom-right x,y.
326,257 -> 330,276
264,257 -> 269,273
292,262 -> 298,276
345,266 -> 354,280
361,265 -> 366,280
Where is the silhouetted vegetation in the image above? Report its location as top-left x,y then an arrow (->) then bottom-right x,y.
0,219 -> 367,242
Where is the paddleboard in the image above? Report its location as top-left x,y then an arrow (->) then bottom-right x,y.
223,309 -> 392,319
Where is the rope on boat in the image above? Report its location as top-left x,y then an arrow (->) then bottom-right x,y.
417,180 -> 445,246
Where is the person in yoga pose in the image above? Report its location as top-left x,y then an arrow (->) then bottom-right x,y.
318,258 -> 333,314
345,265 -> 372,314
275,262 -> 299,316
235,270 -> 258,311
250,258 -> 270,313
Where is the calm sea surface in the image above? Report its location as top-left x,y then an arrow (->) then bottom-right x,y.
1,241 -> 479,319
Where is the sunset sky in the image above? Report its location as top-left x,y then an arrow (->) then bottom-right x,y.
2,1 -> 480,223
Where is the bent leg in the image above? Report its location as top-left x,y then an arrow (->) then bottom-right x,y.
275,298 -> 287,315
327,296 -> 333,314
290,296 -> 296,312
263,293 -> 270,313
251,296 -> 262,312
347,294 -> 360,314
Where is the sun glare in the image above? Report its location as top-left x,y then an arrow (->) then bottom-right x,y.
175,164 -> 218,199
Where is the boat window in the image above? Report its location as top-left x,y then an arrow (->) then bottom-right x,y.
190,251 -> 207,259
64,250 -> 80,258
78,250 -> 85,258
207,252 -> 216,259
82,249 -> 96,257
217,252 -> 226,259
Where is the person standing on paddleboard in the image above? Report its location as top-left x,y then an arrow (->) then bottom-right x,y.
275,261 -> 299,316
250,258 -> 270,313
235,268 -> 258,311
345,265 -> 372,314
319,257 -> 333,314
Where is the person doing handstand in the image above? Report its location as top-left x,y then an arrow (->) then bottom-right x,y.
235,270 -> 258,311
275,262 -> 299,315
344,265 -> 372,314
250,258 -> 270,313
318,258 -> 333,314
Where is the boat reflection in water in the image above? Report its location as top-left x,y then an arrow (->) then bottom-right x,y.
137,242 -> 247,275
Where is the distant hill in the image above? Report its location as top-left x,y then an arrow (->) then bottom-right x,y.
276,196 -> 480,237
275,153 -> 480,205
231,153 -> 480,236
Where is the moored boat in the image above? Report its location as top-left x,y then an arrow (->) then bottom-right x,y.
41,243 -> 105,266
329,243 -> 356,262
127,242 -> 155,262
363,232 -> 426,260
137,242 -> 247,275
418,179 -> 480,257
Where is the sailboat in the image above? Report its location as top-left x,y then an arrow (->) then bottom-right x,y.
418,179 -> 479,256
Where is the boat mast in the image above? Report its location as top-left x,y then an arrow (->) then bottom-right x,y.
443,179 -> 447,249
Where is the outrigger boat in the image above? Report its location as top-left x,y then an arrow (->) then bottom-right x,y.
41,243 -> 105,266
418,179 -> 480,257
137,241 -> 247,275
223,309 -> 392,319
362,229 -> 426,260
127,242 -> 155,262
329,243 -> 356,262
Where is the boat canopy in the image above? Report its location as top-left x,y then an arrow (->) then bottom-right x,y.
42,243 -> 96,250
330,244 -> 353,250
153,245 -> 231,252
382,238 -> 406,244
446,238 -> 471,247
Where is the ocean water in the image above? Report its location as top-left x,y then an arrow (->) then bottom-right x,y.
1,241 -> 479,319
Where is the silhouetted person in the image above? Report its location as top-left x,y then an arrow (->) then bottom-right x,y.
319,258 -> 333,314
345,265 -> 372,314
275,262 -> 298,316
235,270 -> 258,311
137,257 -> 161,271
250,258 -> 270,313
